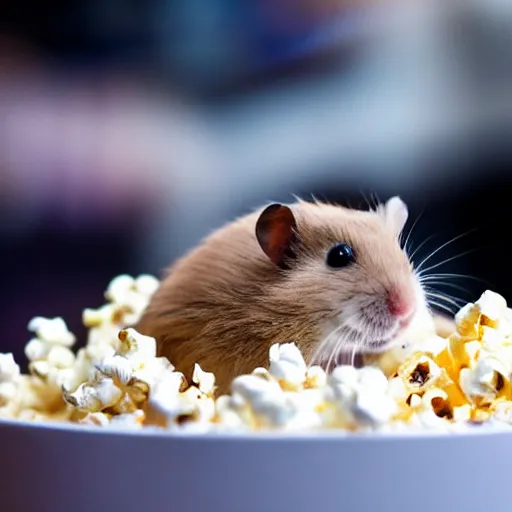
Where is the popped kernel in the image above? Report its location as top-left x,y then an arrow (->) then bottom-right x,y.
455,303 -> 481,338
448,335 -> 481,369
304,365 -> 327,389
459,356 -> 509,407
25,317 -> 77,391
144,373 -> 202,429
476,290 -> 507,329
192,364 -> 215,396
0,354 -> 21,411
268,342 -> 307,390
398,353 -> 448,394
117,328 -> 157,365
327,366 -> 397,429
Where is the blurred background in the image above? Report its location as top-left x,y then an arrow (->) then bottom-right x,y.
1,0 -> 511,365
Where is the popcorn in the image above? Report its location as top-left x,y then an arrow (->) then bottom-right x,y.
0,354 -> 21,412
398,353 -> 449,395
476,290 -> 507,329
27,317 -> 76,348
25,317 -> 77,389
82,274 -> 160,363
7,274 -> 512,435
144,371 -> 207,429
269,342 -> 307,390
305,366 -> 327,389
117,328 -> 157,365
459,356 -> 509,407
327,366 -> 397,429
104,274 -> 160,326
192,364 -> 215,396
63,329 -> 174,415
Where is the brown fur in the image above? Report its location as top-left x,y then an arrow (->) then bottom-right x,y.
136,200 -> 455,395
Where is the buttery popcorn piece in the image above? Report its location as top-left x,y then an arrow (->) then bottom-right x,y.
305,365 -> 327,389
459,356 -> 509,406
476,290 -> 507,329
398,353 -> 448,395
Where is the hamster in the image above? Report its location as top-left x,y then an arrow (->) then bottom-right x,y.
136,197 -> 455,395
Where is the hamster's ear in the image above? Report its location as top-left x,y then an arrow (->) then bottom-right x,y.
382,196 -> 408,236
256,203 -> 297,268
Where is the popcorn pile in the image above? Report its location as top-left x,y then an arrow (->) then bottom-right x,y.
3,274 -> 512,434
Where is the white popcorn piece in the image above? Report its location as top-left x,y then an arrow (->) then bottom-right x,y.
192,364 -> 215,396
79,412 -> 111,427
134,275 -> 160,297
408,409 -> 453,431
387,377 -> 410,403
0,354 -> 21,410
25,317 -> 78,395
105,275 -> 137,303
96,355 -> 134,386
327,365 -> 397,428
476,290 -> 507,328
492,401 -> 512,425
214,395 -> 249,430
269,342 -> 307,390
117,328 -> 157,365
0,353 -> 21,383
459,356 -> 508,406
83,305 -> 129,355
230,374 -> 294,428
58,348 -> 95,393
453,404 -> 472,423
305,365 -> 327,389
103,274 -> 160,326
145,375 -> 198,428
27,317 -> 76,348
408,394 -> 422,408
481,326 -> 504,349
354,386 -> 397,426
181,386 -> 216,424
109,410 -> 145,429
68,378 -> 123,412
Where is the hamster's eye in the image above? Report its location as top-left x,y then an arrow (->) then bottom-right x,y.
326,243 -> 355,268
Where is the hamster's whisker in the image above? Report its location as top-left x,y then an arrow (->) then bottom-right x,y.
359,189 -> 375,212
326,340 -> 339,373
370,191 -> 381,211
415,227 -> 481,272
415,223 -> 481,273
409,234 -> 436,263
309,324 -> 345,368
417,248 -> 479,276
423,284 -> 465,302
425,290 -> 465,308
427,300 -> 457,316
350,341 -> 360,367
420,280 -> 472,297
419,272 -> 488,284
402,210 -> 425,257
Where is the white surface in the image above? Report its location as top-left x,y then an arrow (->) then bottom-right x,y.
1,418 -> 511,512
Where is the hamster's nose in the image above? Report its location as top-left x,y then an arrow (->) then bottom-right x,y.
387,288 -> 415,321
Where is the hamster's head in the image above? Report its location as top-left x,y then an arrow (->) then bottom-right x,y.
255,197 -> 432,368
